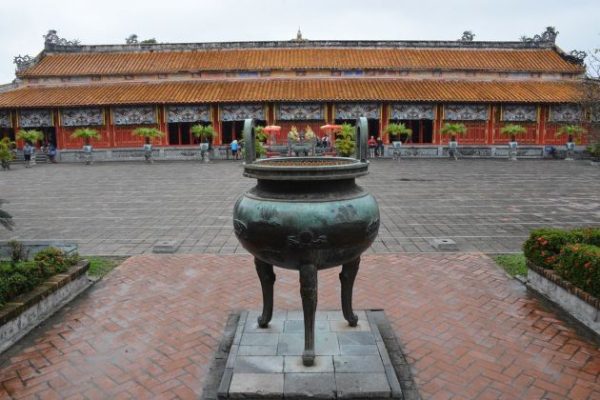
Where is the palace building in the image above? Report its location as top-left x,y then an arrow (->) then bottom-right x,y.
0,29 -> 592,153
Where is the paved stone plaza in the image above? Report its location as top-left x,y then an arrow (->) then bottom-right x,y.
1,159 -> 599,255
0,253 -> 599,399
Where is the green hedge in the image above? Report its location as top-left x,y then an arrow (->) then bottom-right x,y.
523,227 -> 600,269
556,244 -> 600,298
0,247 -> 79,305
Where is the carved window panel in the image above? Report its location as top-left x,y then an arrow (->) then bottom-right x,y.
19,109 -> 53,127
391,104 -> 435,120
591,104 -> 600,123
113,106 -> 157,125
0,110 -> 12,128
444,104 -> 489,121
549,104 -> 583,122
501,105 -> 537,122
167,105 -> 211,123
335,103 -> 380,119
61,107 -> 104,126
220,104 -> 265,121
278,103 -> 324,120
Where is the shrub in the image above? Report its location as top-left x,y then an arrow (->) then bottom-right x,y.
556,244 -> 600,298
34,247 -> 76,275
523,228 -> 573,269
570,227 -> 600,247
8,240 -> 28,264
335,123 -> 356,157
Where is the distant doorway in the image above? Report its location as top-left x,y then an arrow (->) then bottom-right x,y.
335,119 -> 380,139
221,120 -> 266,144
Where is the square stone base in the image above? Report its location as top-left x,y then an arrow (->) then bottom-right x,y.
217,310 -> 402,399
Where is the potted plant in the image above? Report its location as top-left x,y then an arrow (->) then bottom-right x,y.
288,125 -> 307,156
71,128 -> 100,165
254,126 -> 268,158
0,137 -> 15,171
500,124 -> 526,161
132,127 -> 164,163
440,123 -> 467,160
16,129 -> 43,167
556,125 -> 586,161
385,122 -> 412,160
191,124 -> 216,163
334,123 -> 356,157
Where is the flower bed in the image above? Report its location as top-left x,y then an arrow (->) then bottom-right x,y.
524,227 -> 600,334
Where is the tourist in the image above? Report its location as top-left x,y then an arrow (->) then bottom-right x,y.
230,139 -> 239,160
48,143 -> 57,163
376,136 -> 384,157
23,142 -> 33,168
368,136 -> 377,158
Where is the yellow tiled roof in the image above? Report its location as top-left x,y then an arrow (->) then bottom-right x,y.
19,48 -> 583,77
0,79 -> 581,107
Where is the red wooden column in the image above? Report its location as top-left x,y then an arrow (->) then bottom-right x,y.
54,109 -> 64,148
158,106 -> 168,146
381,103 -> 389,144
486,105 -> 495,145
433,104 -> 443,145
212,105 -> 221,145
106,106 -> 116,148
537,105 -> 546,145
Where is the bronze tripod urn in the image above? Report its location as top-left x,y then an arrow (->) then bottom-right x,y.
233,117 -> 380,366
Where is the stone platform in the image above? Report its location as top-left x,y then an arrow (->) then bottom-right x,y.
217,310 -> 402,399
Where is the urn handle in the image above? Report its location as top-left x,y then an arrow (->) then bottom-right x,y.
355,116 -> 368,163
243,118 -> 257,164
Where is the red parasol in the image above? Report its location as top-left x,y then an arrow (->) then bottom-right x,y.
263,125 -> 281,132
319,124 -> 342,133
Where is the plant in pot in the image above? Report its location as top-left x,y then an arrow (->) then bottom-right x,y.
0,137 -> 16,171
132,127 -> 164,163
556,125 -> 586,161
288,125 -> 307,156
16,129 -> 43,167
255,126 -> 268,158
440,123 -> 467,160
385,122 -> 412,160
500,123 -> 526,161
334,123 -> 356,157
191,124 -> 216,163
71,128 -> 100,165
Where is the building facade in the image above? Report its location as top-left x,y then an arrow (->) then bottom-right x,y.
0,30 -> 592,151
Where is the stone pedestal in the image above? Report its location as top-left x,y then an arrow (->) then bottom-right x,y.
218,310 -> 402,399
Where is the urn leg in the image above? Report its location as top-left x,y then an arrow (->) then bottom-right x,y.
255,258 -> 275,328
340,257 -> 360,327
299,263 -> 318,366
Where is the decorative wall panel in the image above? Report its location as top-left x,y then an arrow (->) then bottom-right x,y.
278,103 -> 324,120
167,105 -> 211,123
0,110 -> 11,128
113,106 -> 156,125
61,107 -> 104,126
220,104 -> 264,121
501,105 -> 537,122
19,109 -> 53,127
444,104 -> 489,120
391,104 -> 435,120
335,103 -> 379,119
549,104 -> 582,122
591,104 -> 600,123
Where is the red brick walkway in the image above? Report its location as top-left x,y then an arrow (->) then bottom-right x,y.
0,254 -> 598,399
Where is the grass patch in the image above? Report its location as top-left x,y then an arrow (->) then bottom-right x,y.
86,256 -> 125,278
493,253 -> 527,277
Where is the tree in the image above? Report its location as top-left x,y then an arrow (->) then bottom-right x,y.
0,137 -> 15,170
16,129 -> 43,144
581,45 -> 600,155
440,123 -> 467,140
132,127 -> 164,144
335,123 -> 356,157
500,124 -> 527,142
71,128 -> 100,145
385,122 -> 412,142
191,124 -> 216,143
125,34 -> 138,44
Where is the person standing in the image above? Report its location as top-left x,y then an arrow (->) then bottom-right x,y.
23,142 -> 33,168
376,136 -> 384,157
230,139 -> 239,160
48,143 -> 57,163
368,136 -> 377,158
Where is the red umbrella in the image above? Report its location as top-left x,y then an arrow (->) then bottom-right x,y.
263,125 -> 281,132
320,124 -> 342,133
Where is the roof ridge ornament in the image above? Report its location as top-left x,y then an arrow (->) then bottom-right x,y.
520,26 -> 558,44
292,28 -> 307,42
43,29 -> 81,48
459,31 -> 475,42
13,55 -> 35,72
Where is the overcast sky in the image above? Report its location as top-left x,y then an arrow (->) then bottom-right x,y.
1,0 -> 598,83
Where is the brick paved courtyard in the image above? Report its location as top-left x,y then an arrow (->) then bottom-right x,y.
1,159 -> 599,255
1,253 -> 599,399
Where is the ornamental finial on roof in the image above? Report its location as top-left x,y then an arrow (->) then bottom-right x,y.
292,28 -> 307,41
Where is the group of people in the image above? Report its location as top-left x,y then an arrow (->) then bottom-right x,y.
368,136 -> 385,158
